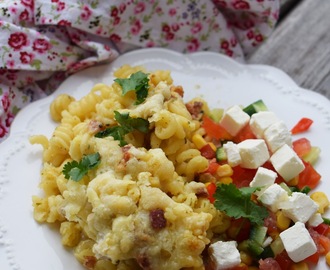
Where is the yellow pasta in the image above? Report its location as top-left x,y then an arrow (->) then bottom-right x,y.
31,65 -> 229,270
50,94 -> 76,122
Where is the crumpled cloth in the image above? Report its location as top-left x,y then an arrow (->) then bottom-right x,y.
0,0 -> 279,142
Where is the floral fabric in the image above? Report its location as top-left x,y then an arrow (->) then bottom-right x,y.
0,0 -> 280,142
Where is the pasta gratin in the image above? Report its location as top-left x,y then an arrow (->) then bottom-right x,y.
30,65 -> 330,270
30,65 -> 230,270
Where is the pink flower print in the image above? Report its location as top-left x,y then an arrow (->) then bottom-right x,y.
246,30 -> 254,39
96,26 -> 103,35
171,23 -> 180,32
221,40 -> 229,50
131,19 -> 142,35
187,38 -> 200,52
213,0 -> 227,8
19,51 -> 34,64
243,19 -> 255,29
162,24 -> 171,33
8,32 -> 28,50
51,0 -> 59,2
19,9 -> 29,21
0,123 -> 7,138
191,22 -> 203,34
168,8 -> 177,16
58,20 -> 72,26
81,5 -> 92,21
165,32 -> 174,41
21,0 -> 34,9
57,1 -> 65,11
5,112 -> 14,127
26,76 -> 34,84
134,2 -> 145,14
225,49 -> 234,57
1,92 -> 10,112
9,6 -> 17,14
32,38 -> 51,53
233,0 -> 250,10
6,60 -> 15,69
146,41 -> 155,47
113,16 -> 120,26
111,6 -> 119,17
119,3 -> 126,13
231,37 -> 238,47
255,34 -> 263,43
110,33 -> 121,43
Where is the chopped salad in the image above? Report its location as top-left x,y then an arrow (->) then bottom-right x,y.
190,98 -> 330,269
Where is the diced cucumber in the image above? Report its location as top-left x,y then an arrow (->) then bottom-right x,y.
302,146 -> 321,165
247,239 -> 264,256
216,147 -> 227,162
270,237 -> 285,257
209,108 -> 224,123
250,225 -> 267,246
243,99 -> 268,116
279,182 -> 292,195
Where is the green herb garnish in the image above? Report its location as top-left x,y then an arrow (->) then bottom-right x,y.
63,152 -> 101,181
114,71 -> 149,104
323,217 -> 330,225
95,111 -> 149,146
214,183 -> 269,225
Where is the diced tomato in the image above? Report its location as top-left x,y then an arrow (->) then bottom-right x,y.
259,258 -> 281,270
309,227 -> 330,255
202,115 -> 233,140
200,144 -> 216,159
314,223 -> 330,236
292,137 -> 311,157
205,160 -> 220,175
264,212 -> 278,235
206,182 -> 216,203
291,117 -> 313,134
232,166 -> 257,188
297,161 -> 321,190
274,251 -> 294,270
227,218 -> 251,242
304,251 -> 319,264
233,124 -> 256,143
319,234 -> 330,254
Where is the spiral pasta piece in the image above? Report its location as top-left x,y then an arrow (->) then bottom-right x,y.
50,94 -> 76,122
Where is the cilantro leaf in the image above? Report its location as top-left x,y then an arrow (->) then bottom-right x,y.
214,183 -> 268,225
114,71 -> 149,104
62,152 -> 101,181
114,111 -> 149,133
95,111 -> 149,146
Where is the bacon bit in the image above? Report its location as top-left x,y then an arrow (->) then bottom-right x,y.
83,256 -> 97,269
195,187 -> 209,198
186,101 -> 203,119
149,209 -> 167,229
170,85 -> 184,97
136,253 -> 151,269
122,145 -> 132,162
88,120 -> 102,133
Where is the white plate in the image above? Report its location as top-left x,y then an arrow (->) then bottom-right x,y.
0,48 -> 329,270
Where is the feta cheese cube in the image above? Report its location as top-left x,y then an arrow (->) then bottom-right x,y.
223,142 -> 241,167
307,213 -> 324,227
270,144 -> 305,182
279,222 -> 317,262
250,167 -> 277,195
219,105 -> 250,136
209,241 -> 241,270
264,121 -> 292,153
258,184 -> 289,212
280,192 -> 319,223
250,111 -> 279,138
237,139 -> 270,169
